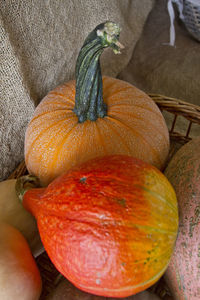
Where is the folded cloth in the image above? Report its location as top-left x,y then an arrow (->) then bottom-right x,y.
167,0 -> 200,46
119,0 -> 200,137
119,0 -> 200,106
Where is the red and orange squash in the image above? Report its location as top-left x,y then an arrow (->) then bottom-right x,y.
0,222 -> 42,300
24,22 -> 169,186
17,155 -> 178,298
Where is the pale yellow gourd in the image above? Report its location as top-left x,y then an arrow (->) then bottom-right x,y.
0,179 -> 43,257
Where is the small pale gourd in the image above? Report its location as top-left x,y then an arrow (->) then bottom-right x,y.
0,179 -> 43,257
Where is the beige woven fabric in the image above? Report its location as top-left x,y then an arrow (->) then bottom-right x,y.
0,0 -> 154,181
119,0 -> 200,138
119,0 -> 200,106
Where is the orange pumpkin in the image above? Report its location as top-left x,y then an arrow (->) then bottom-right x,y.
25,22 -> 169,186
17,155 -> 178,298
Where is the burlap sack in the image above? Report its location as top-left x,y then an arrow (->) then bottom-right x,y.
119,0 -> 200,106
0,0 -> 154,181
119,0 -> 200,138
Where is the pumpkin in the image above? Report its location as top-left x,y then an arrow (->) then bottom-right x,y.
0,178 -> 44,257
164,137 -> 200,300
17,155 -> 178,298
46,276 -> 161,300
24,21 -> 169,186
0,221 -> 42,300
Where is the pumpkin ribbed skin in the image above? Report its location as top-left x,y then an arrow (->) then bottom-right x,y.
25,76 -> 169,186
21,155 -> 178,298
164,138 -> 200,300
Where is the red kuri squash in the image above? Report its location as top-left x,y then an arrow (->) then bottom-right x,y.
24,21 -> 169,186
17,155 -> 178,298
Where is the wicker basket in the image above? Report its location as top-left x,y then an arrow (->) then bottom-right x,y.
8,94 -> 200,300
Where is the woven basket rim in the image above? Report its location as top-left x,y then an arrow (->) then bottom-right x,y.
149,93 -> 200,111
149,93 -> 200,124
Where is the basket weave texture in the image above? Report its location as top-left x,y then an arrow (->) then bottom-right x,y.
8,94 -> 200,299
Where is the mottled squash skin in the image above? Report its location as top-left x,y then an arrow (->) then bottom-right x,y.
164,137 -> 200,300
20,155 -> 178,298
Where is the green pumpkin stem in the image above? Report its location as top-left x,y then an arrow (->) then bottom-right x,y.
15,175 -> 41,203
74,21 -> 124,123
